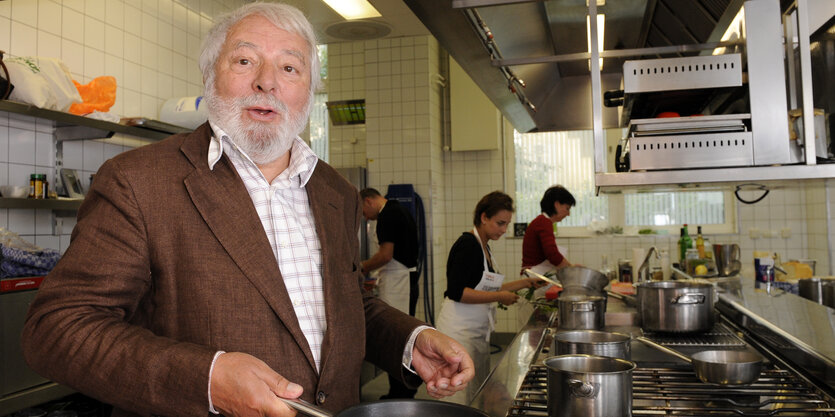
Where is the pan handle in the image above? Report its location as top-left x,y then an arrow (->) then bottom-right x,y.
568,379 -> 600,398
634,336 -> 693,364
280,398 -> 334,417
671,293 -> 705,305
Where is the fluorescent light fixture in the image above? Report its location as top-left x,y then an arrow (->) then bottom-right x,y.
586,0 -> 606,5
587,13 -> 605,69
322,0 -> 382,20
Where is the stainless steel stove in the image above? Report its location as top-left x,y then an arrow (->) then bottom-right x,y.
506,322 -> 835,417
508,364 -> 835,416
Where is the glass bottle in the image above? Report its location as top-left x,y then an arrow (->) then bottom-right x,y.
696,225 -> 705,259
678,224 -> 692,265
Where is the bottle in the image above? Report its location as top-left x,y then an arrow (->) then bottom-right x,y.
678,225 -> 692,265
696,226 -> 705,259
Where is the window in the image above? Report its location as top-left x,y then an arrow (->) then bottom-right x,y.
513,130 -> 607,229
513,129 -> 735,235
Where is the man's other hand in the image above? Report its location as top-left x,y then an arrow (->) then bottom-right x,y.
211,352 -> 303,417
410,329 -> 475,398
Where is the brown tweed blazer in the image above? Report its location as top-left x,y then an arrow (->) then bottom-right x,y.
21,123 -> 424,416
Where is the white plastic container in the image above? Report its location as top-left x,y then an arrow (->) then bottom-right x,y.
159,96 -> 209,129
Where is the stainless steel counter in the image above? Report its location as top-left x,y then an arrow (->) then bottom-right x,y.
716,276 -> 835,392
470,308 -> 555,417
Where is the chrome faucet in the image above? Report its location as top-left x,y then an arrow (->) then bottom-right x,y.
636,246 -> 661,283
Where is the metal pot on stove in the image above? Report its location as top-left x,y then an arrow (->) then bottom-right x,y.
635,281 -> 714,333
544,354 -> 635,417
558,294 -> 605,330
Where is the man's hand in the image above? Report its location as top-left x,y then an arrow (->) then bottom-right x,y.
211,352 -> 303,417
410,329 -> 475,399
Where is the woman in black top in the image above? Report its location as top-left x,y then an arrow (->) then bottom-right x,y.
436,191 -> 545,405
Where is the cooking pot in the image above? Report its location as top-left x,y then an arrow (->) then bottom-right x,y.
544,354 -> 635,417
559,294 -> 605,330
636,281 -> 714,333
798,277 -> 834,304
823,280 -> 835,309
635,337 -> 763,385
553,330 -> 631,360
556,266 -> 610,293
282,398 -> 490,417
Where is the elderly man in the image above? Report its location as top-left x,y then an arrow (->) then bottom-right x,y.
21,3 -> 473,417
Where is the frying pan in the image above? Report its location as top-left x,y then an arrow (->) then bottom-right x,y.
635,336 -> 763,385
281,398 -> 490,417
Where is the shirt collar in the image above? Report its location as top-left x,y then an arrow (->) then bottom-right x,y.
207,120 -> 319,186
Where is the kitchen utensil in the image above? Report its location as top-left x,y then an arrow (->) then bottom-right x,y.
556,266 -> 610,293
798,277 -> 834,304
712,244 -> 741,277
281,398 -> 490,417
524,268 -> 562,288
635,280 -> 715,333
0,185 -> 29,198
823,281 -> 835,309
544,354 -> 635,417
554,330 -> 631,360
558,294 -> 605,330
635,337 -> 763,385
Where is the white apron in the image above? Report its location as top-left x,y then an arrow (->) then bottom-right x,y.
377,258 -> 414,314
436,228 -> 505,405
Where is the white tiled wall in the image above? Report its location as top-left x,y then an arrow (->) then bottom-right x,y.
1,1 -> 833,333
0,0 -> 246,251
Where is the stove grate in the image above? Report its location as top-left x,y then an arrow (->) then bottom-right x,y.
643,323 -> 746,347
507,365 -> 835,416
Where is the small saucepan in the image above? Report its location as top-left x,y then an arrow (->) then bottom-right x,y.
553,330 -> 632,360
635,336 -> 764,385
281,398 -> 490,417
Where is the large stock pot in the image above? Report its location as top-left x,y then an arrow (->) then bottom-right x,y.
635,281 -> 714,333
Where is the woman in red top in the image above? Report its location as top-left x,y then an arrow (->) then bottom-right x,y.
521,185 -> 576,275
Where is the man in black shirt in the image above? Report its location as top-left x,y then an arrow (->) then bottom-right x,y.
360,187 -> 420,399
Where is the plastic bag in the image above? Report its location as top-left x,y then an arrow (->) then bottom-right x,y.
5,56 -> 82,111
69,76 -> 117,115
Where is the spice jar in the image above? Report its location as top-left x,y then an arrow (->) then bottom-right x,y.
29,174 -> 45,199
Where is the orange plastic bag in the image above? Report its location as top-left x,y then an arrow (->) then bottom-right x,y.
68,76 -> 117,115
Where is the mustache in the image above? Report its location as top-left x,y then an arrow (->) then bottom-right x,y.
234,94 -> 289,114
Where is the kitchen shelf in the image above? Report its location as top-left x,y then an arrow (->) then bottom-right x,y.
0,198 -> 83,210
0,100 -> 188,141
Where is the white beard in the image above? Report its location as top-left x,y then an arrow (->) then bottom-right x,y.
204,82 -> 310,165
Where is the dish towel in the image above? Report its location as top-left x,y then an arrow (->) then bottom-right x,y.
0,243 -> 61,278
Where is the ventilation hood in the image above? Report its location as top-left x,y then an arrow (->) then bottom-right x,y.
402,0 -> 741,133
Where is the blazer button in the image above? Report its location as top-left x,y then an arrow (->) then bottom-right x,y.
316,391 -> 327,404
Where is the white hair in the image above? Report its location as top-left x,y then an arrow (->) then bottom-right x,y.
199,2 -> 322,95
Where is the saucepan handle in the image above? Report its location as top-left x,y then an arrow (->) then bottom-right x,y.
635,336 -> 693,364
671,293 -> 705,305
568,379 -> 599,398
280,398 -> 333,417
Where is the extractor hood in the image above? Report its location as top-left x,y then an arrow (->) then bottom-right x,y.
402,0 -> 741,133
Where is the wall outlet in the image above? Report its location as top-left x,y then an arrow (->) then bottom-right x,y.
780,228 -> 792,238
749,227 -> 760,239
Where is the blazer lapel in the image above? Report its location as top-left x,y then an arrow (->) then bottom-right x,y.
306,168 -> 353,373
179,126 -> 317,371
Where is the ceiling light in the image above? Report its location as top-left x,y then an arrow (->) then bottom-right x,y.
321,0 -> 382,20
587,13 -> 605,69
586,0 -> 606,5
